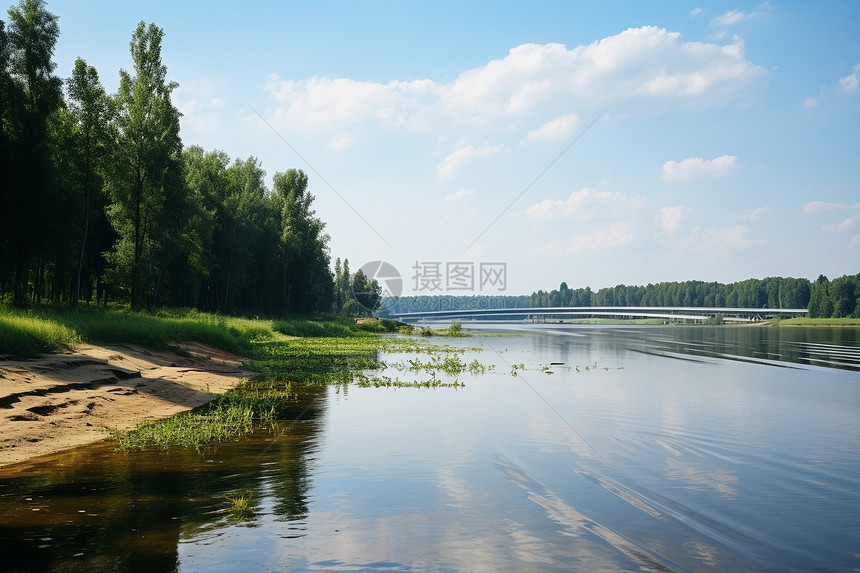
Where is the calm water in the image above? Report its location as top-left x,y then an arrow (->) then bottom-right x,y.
1,325 -> 858,572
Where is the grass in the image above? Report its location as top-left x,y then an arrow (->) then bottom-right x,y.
0,312 -> 81,356
0,303 -> 496,451
775,317 -> 860,326
110,393 -> 267,451
415,323 -> 471,337
0,304 -> 371,358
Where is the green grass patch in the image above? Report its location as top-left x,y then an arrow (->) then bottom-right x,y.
776,317 -> 860,327
414,322 -> 472,337
354,317 -> 410,334
0,312 -> 81,356
0,303 -> 371,358
273,314 -> 364,338
109,379 -> 305,451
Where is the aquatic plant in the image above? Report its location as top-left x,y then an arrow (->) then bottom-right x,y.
353,372 -> 465,389
225,491 -> 256,518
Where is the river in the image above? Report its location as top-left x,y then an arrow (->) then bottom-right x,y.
1,325 -> 858,572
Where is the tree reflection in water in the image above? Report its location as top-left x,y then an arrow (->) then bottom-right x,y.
0,384 -> 328,572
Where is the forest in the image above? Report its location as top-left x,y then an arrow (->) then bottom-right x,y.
0,0 -> 385,316
528,274 -> 860,319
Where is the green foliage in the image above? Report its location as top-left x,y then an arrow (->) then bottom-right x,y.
0,13 -> 335,317
110,391 -> 270,451
331,258 -> 382,317
225,491 -> 255,518
776,317 -> 860,326
0,310 -> 80,356
0,304 -> 285,357
530,277 -> 816,310
447,322 -> 465,336
355,318 -> 404,333
273,314 -> 362,338
410,323 -> 471,337
2,0 -> 64,307
807,274 -> 860,318
106,21 -> 183,311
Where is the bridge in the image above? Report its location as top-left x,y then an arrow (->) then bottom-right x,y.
388,306 -> 809,324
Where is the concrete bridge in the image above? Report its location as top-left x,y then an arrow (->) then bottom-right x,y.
389,306 -> 809,324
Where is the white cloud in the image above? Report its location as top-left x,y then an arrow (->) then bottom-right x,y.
526,187 -> 646,221
445,188 -> 476,202
264,27 -> 766,134
657,205 -> 691,236
822,217 -> 856,232
836,64 -> 860,94
690,7 -> 706,18
711,3 -> 773,26
803,65 -> 858,107
802,201 -> 860,214
743,206 -> 770,222
328,133 -> 355,151
712,10 -> 747,27
569,223 -> 636,254
266,74 -> 435,130
803,94 -> 822,108
661,155 -> 737,181
523,113 -> 579,143
437,145 -> 501,179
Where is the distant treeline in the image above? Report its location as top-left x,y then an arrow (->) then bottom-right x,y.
382,274 -> 860,319
529,275 -> 859,319
0,1 -> 336,314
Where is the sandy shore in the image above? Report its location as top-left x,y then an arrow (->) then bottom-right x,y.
0,342 -> 252,468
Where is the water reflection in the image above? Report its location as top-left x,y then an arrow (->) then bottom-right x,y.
0,326 -> 858,572
0,385 -> 328,572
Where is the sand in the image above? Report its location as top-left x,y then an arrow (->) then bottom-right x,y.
0,342 -> 252,467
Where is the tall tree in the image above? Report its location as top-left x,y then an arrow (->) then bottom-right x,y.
0,20 -> 13,298
105,21 -> 182,310
272,168 -> 331,313
219,156 -> 268,312
5,0 -> 62,306
66,57 -> 111,307
350,269 -> 381,317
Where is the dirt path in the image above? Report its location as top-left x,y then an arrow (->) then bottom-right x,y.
0,342 -> 253,467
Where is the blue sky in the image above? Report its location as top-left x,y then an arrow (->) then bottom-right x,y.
45,1 -> 859,295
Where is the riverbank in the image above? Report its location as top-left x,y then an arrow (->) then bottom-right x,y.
0,342 -> 252,467
776,317 -> 860,326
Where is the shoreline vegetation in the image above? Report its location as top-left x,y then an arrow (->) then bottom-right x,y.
2,304 -> 858,465
0,305 -> 484,459
773,317 -> 860,327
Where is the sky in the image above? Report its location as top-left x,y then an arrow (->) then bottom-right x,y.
40,0 -> 860,296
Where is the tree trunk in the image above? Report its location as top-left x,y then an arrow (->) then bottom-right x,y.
73,148 -> 91,309
150,265 -> 164,314
13,235 -> 26,307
